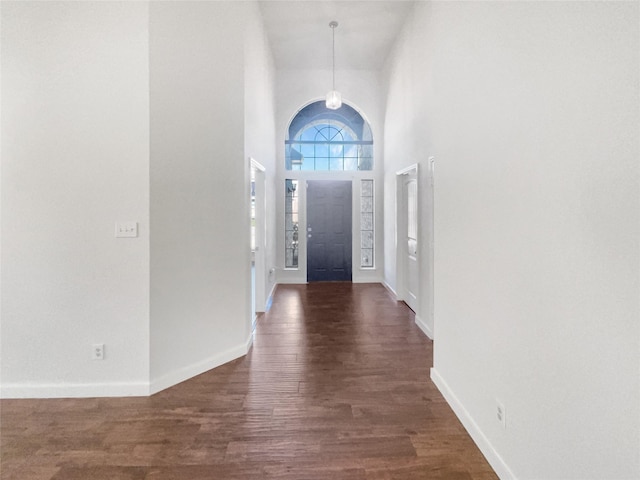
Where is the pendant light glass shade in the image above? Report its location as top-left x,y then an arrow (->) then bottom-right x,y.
326,21 -> 342,110
326,90 -> 342,110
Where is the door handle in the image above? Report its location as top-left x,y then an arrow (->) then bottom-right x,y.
308,234 -> 312,238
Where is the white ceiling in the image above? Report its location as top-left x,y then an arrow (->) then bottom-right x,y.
259,1 -> 416,70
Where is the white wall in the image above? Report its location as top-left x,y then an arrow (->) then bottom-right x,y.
384,2 -> 639,479
1,0 -> 277,398
275,68 -> 385,284
382,27 -> 436,336
149,1 -> 257,392
244,2 -> 278,310
1,1 -> 151,397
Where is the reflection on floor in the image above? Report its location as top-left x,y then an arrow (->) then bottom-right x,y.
0,283 -> 497,480
251,261 -> 255,328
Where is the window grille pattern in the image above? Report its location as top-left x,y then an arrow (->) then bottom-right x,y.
360,180 -> 374,267
285,101 -> 373,171
285,179 -> 299,268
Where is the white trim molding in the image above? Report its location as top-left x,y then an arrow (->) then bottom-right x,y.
249,156 -> 266,172
430,368 -> 516,480
396,163 -> 420,176
382,281 -> 397,298
150,336 -> 253,395
1,335 -> 255,399
415,314 -> 433,339
1,334 -> 255,399
0,381 -> 149,399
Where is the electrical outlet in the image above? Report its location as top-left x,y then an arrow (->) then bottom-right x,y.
92,344 -> 105,360
496,399 -> 506,429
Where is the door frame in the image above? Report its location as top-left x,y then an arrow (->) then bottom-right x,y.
250,158 -> 266,323
306,179 -> 353,282
396,164 -> 419,309
279,173 -> 378,285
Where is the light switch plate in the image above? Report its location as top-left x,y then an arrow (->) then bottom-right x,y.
115,222 -> 138,238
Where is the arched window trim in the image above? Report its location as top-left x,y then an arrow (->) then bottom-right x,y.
285,101 -> 373,171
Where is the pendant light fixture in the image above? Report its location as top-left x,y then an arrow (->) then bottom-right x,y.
326,20 -> 342,110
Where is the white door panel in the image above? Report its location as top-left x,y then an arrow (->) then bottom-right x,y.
405,176 -> 418,312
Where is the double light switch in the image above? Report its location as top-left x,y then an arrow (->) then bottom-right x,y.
115,222 -> 138,238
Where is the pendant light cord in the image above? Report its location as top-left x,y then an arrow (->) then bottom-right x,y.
326,21 -> 341,110
330,21 -> 338,91
332,24 -> 336,90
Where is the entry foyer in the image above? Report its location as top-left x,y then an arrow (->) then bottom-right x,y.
2,2 -> 638,480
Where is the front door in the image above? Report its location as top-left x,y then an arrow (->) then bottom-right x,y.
307,180 -> 352,282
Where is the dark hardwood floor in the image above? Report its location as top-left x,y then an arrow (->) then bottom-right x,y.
1,283 -> 497,479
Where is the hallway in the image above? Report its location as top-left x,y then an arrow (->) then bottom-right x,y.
1,283 -> 497,479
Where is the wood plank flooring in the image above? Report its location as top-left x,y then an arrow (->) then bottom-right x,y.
1,283 -> 498,479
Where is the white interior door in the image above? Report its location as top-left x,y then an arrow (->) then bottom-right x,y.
405,174 -> 419,312
250,159 -> 266,326
396,165 -> 419,314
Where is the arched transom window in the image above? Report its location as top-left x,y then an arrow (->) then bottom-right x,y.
285,101 -> 373,171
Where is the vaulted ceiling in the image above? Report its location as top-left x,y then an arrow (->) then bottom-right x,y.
259,1 -> 416,70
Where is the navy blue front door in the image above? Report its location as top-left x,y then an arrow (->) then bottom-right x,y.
307,181 -> 352,282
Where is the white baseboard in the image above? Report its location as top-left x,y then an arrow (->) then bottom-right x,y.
415,314 -> 433,340
382,281 -> 398,298
2,335 -> 255,399
245,330 -> 254,352
430,368 -> 516,480
0,381 -> 149,399
150,336 -> 253,395
265,283 -> 277,311
352,277 -> 384,284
